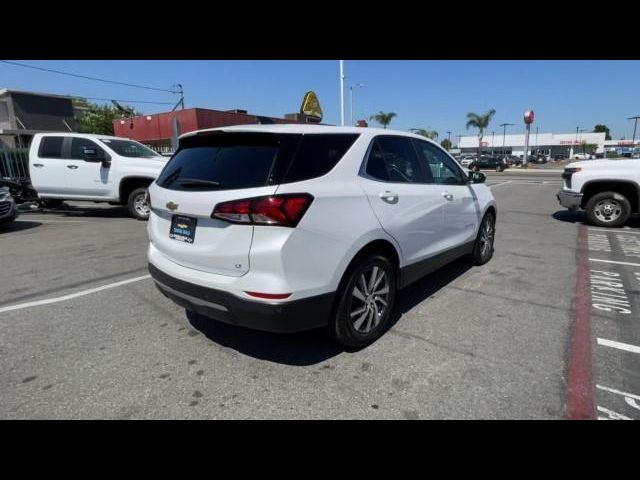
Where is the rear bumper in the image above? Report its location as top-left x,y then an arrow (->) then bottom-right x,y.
149,263 -> 334,333
557,190 -> 583,209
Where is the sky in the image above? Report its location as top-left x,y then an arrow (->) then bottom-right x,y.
2,60 -> 639,141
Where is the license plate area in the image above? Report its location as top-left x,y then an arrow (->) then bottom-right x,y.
169,215 -> 197,244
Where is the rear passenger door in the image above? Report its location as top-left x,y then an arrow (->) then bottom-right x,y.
29,136 -> 68,197
358,136 -> 449,266
414,140 -> 478,247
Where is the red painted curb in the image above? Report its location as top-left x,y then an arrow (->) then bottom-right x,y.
566,225 -> 594,419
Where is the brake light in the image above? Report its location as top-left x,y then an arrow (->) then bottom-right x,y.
212,194 -> 313,227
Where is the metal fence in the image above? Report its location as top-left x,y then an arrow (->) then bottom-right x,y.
0,146 -> 30,183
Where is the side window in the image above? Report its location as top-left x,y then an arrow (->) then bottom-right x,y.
283,134 -> 359,183
365,137 -> 427,183
38,137 -> 64,159
415,140 -> 465,185
69,138 -> 103,160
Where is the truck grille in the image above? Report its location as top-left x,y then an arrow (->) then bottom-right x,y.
0,201 -> 11,216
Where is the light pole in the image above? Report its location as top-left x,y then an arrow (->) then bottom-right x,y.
628,116 -> 640,151
349,83 -> 365,126
499,123 -> 514,157
339,60 -> 345,126
491,131 -> 495,156
579,128 -> 587,155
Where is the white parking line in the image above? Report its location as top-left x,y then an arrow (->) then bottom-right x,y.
596,384 -> 640,401
597,338 -> 640,354
589,258 -> 640,268
596,406 -> 632,420
588,227 -> 640,235
0,275 -> 151,314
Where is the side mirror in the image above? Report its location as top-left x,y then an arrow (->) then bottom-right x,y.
469,171 -> 486,184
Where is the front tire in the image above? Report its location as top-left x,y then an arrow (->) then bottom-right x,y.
127,187 -> 150,220
330,254 -> 396,349
470,212 -> 496,265
584,191 -> 631,228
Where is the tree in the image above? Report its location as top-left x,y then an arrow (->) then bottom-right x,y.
440,138 -> 452,150
74,99 -> 140,136
593,124 -> 612,140
411,128 -> 438,140
466,109 -> 496,157
370,111 -> 397,129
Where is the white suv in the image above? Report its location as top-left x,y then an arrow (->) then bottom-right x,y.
147,125 -> 497,347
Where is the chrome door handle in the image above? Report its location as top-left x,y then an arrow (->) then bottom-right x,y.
33,163 -> 44,168
66,165 -> 79,169
379,191 -> 399,203
442,192 -> 454,201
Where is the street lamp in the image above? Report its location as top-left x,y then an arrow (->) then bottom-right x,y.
499,123 -> 514,157
628,116 -> 640,151
349,83 -> 365,126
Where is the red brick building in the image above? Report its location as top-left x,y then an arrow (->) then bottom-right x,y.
112,107 -> 311,154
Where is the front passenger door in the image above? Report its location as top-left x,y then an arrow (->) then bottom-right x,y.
414,140 -> 478,247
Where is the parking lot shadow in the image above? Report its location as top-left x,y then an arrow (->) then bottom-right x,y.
0,220 -> 42,233
552,209 -> 640,228
186,257 -> 473,366
45,204 -> 132,219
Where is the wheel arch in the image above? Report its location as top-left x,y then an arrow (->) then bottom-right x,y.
580,180 -> 640,213
119,177 -> 154,204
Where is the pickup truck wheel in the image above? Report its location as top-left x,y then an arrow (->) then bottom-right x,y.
585,191 -> 631,228
127,187 -> 150,220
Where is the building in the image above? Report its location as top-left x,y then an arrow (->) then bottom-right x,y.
112,107 -> 313,154
0,89 -> 80,148
458,131 -> 606,158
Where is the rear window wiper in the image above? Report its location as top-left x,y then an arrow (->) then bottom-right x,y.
175,178 -> 222,188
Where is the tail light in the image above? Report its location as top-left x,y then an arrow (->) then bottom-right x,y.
212,193 -> 314,227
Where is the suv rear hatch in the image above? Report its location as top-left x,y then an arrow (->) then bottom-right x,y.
149,132 -> 300,277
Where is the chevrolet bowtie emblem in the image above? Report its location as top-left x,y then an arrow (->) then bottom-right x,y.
166,201 -> 179,211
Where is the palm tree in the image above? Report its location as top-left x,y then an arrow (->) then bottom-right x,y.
410,128 -> 438,140
466,109 -> 496,158
370,111 -> 397,129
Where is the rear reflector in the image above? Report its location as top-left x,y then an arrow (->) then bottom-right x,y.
245,291 -> 291,300
212,193 -> 313,227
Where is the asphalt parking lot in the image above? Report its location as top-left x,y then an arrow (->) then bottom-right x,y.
1,170 -> 638,419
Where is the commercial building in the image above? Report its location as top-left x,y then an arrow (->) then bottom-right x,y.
0,89 -> 80,148
112,107 -> 313,154
458,131 -> 606,158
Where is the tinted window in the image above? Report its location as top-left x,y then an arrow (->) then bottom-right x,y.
69,138 -> 103,160
39,137 -> 64,159
157,133 -> 295,191
415,140 -> 465,185
366,136 -> 427,183
99,139 -> 158,158
284,134 -> 359,183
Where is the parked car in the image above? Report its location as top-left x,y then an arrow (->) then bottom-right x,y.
459,156 -> 474,167
554,154 -> 567,161
147,125 -> 497,347
529,154 -> 548,164
469,156 -> 509,172
558,157 -> 640,227
0,186 -> 18,225
573,152 -> 594,160
28,133 -> 169,219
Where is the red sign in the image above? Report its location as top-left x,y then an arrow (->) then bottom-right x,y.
524,110 -> 535,124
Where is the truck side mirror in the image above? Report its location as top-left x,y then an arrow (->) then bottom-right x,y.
83,147 -> 110,168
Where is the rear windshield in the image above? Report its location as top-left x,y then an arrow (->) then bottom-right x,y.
156,132 -> 359,191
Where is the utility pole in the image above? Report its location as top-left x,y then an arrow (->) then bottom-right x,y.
171,84 -> 184,111
339,61 -> 345,126
628,116 -> 640,151
499,123 -> 514,157
349,83 -> 364,126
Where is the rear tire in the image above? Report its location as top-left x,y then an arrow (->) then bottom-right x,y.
470,212 -> 495,265
127,187 -> 150,220
584,191 -> 631,228
330,254 -> 396,349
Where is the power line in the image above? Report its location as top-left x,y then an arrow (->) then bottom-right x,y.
0,60 -> 176,94
82,97 -> 174,105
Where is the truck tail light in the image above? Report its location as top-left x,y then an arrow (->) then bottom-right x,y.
212,193 -> 313,227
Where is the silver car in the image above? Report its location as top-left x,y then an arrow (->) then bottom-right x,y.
0,186 -> 18,224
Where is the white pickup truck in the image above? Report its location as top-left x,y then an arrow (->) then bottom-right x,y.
29,133 -> 168,219
557,158 -> 640,227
